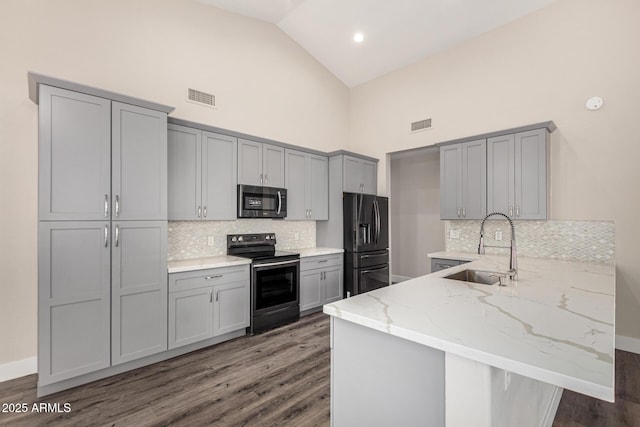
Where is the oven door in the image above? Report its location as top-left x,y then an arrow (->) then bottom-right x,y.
238,185 -> 287,218
252,259 -> 299,313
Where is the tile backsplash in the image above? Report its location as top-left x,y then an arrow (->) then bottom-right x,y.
168,220 -> 316,261
444,220 -> 615,264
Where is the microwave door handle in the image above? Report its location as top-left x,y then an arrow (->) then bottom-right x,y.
277,191 -> 282,215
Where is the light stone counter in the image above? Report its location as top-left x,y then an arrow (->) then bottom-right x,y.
167,255 -> 251,273
324,254 -> 615,402
295,247 -> 344,257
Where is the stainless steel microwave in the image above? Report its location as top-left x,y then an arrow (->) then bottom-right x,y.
237,185 -> 287,218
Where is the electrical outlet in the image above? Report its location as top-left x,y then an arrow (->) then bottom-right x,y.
294,232 -> 300,240
495,230 -> 503,241
207,236 -> 215,247
449,229 -> 460,239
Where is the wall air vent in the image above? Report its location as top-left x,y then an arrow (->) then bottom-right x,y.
410,118 -> 432,133
187,88 -> 216,108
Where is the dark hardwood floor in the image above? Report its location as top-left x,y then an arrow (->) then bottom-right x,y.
1,312 -> 638,426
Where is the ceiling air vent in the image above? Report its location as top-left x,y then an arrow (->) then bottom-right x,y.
187,88 -> 216,108
410,118 -> 432,133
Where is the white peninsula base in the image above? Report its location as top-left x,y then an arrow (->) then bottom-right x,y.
331,317 -> 563,427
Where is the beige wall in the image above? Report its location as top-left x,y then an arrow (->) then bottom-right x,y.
0,0 -> 349,366
390,148 -> 444,278
350,0 -> 640,339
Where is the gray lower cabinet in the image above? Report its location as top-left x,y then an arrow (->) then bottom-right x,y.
168,124 -> 237,220
168,265 -> 250,350
440,140 -> 487,220
111,221 -> 168,365
284,149 -> 328,220
343,155 -> 377,195
300,254 -> 343,312
430,257 -> 471,273
238,139 -> 284,187
38,221 -> 111,385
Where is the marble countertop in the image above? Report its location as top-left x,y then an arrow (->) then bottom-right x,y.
168,255 -> 251,273
324,254 -> 616,402
295,247 -> 344,257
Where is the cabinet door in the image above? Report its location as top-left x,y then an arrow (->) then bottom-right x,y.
343,155 -> 363,193
300,269 -> 323,311
308,154 -> 329,220
515,129 -> 547,219
112,102 -> 167,221
38,221 -> 111,385
213,281 -> 250,336
168,287 -> 214,349
487,135 -> 515,218
238,139 -> 262,185
202,131 -> 237,220
439,145 -> 463,219
111,221 -> 167,365
361,160 -> 377,195
284,149 -> 308,220
461,139 -> 486,219
168,124 -> 201,220
38,86 -> 111,221
323,266 -> 343,304
430,258 -> 460,273
263,143 -> 285,188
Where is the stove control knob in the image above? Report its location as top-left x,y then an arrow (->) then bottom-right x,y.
270,234 -> 275,240
231,236 -> 237,242
238,236 -> 243,241
266,235 -> 271,240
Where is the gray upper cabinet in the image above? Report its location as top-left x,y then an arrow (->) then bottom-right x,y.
38,221 -> 111,386
111,221 -> 168,365
168,124 -> 237,220
38,86 -> 111,221
343,155 -> 377,195
284,149 -> 328,220
112,102 -> 167,221
238,139 -> 284,187
488,128 -> 548,219
440,140 -> 486,219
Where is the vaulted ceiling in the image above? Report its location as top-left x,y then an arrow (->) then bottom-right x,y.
198,0 -> 557,87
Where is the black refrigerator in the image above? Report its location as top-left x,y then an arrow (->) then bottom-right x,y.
343,192 -> 390,297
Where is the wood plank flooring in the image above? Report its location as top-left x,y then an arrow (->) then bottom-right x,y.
1,312 -> 639,426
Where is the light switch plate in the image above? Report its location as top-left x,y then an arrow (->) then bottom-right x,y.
449,229 -> 460,239
207,236 -> 215,246
495,231 -> 503,241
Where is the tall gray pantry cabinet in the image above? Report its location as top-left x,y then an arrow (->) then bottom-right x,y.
37,85 -> 169,389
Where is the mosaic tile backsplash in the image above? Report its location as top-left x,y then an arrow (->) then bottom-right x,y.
168,220 -> 316,261
444,220 -> 615,264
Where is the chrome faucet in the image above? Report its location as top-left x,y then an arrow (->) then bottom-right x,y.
478,212 -> 518,280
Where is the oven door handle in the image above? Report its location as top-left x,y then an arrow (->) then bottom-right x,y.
254,259 -> 298,268
277,191 -> 282,215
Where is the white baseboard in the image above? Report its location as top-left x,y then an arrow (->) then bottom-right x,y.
0,356 -> 37,383
616,334 -> 640,354
391,275 -> 413,283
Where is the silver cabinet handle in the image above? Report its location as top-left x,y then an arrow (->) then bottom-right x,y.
104,225 -> 109,247
457,208 -> 461,217
215,291 -> 219,302
318,259 -> 328,263
516,205 -> 520,218
115,195 -> 120,218
209,290 -> 212,303
264,174 -> 268,184
462,207 -> 466,218
205,274 -> 222,280
509,206 -> 514,217
309,209 -> 312,219
203,206 -> 207,218
259,173 -> 263,185
104,194 -> 109,218
197,206 -> 202,218
115,225 -> 120,247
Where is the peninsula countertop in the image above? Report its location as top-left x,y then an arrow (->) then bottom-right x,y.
323,254 -> 616,401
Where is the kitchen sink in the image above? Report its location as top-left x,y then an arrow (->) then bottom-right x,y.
443,269 -> 502,286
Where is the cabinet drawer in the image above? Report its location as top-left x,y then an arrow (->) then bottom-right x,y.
301,254 -> 343,271
169,265 -> 249,293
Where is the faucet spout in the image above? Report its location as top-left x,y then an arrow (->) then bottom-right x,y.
478,212 -> 518,280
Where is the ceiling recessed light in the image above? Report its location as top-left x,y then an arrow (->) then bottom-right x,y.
353,32 -> 364,43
